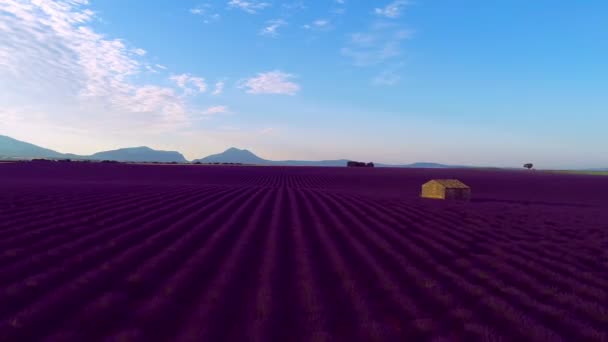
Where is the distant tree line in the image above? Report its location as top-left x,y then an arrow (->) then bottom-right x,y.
194,162 -> 245,166
31,158 -> 75,163
26,159 -> 191,164
347,161 -> 374,168
25,159 -> 259,166
29,158 -> 119,163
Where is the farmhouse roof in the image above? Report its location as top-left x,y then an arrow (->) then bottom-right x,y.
427,179 -> 470,189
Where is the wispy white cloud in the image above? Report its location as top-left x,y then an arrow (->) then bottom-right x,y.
190,4 -> 220,23
315,19 -> 330,27
212,81 -> 225,95
145,63 -> 170,74
341,26 -> 413,67
281,1 -> 306,11
260,19 -> 287,37
350,32 -> 376,47
121,86 -> 186,118
203,105 -> 230,115
303,19 -> 331,31
332,7 -> 346,15
144,65 -> 158,73
207,13 -> 221,23
372,64 -> 404,86
279,1 -> 306,17
259,127 -> 276,135
374,0 -> 409,19
227,0 -> 270,14
240,71 -> 300,95
219,125 -> 241,131
0,0 -> 218,136
170,74 -> 207,95
132,48 -> 147,56
329,0 -> 347,16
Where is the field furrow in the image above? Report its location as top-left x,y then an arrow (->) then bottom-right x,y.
298,189 -> 399,341
0,186 -> 236,323
172,187 -> 279,341
0,187 -> 217,287
324,191 -> 568,340
54,186 -> 263,341
0,163 -> 607,341
238,187 -> 287,341
107,186 -> 270,341
0,187 -> 203,263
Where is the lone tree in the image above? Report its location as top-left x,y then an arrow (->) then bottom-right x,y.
524,163 -> 533,170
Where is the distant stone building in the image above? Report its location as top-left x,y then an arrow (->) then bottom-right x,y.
421,179 -> 471,200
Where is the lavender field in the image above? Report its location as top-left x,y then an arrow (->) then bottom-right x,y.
1,162 -> 607,341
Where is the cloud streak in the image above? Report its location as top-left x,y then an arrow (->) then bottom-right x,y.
260,19 -> 287,37
170,74 -> 207,94
212,81 -> 225,95
190,4 -> 220,23
203,105 -> 230,115
341,25 -> 413,67
227,0 -> 270,14
240,71 -> 300,95
303,19 -> 331,31
374,0 -> 409,19
372,63 -> 404,86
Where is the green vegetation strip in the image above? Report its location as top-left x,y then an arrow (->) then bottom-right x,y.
545,170 -> 608,176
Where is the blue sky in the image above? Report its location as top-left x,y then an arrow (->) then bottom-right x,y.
0,0 -> 607,168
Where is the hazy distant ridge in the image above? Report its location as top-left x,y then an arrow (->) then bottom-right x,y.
194,148 -> 269,165
192,147 -> 460,168
0,135 -> 186,163
89,147 -> 187,163
4,134 -> 597,170
0,135 -> 66,159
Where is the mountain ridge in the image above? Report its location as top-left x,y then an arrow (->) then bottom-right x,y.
0,135 -> 66,159
89,146 -> 187,163
0,135 -> 187,163
4,134 -> 600,170
1,135 -> 460,167
194,147 -> 267,165
192,147 -> 460,168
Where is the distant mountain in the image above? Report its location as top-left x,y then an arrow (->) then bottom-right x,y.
89,146 -> 187,163
0,134 -> 498,168
193,148 -> 465,168
0,135 -> 68,159
194,147 -> 269,164
0,135 -> 186,163
192,148 -> 348,166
